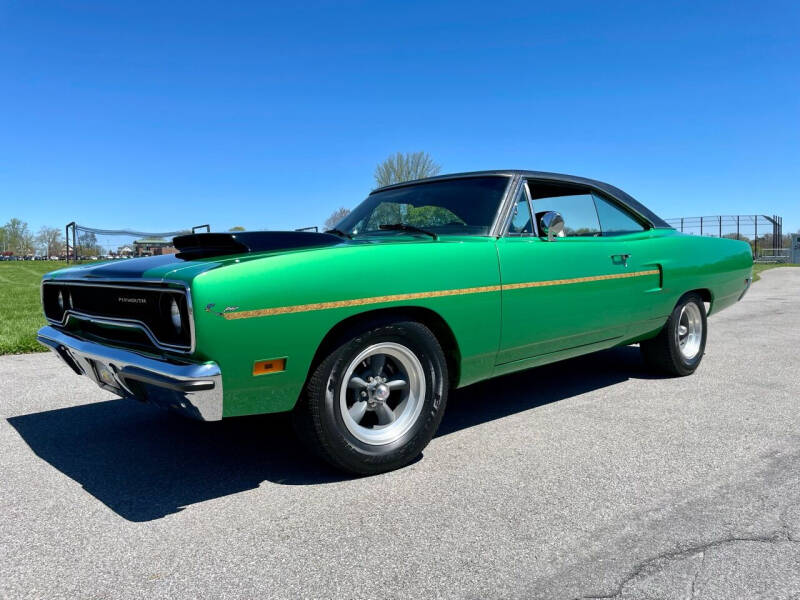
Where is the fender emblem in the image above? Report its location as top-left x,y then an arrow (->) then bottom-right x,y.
205,303 -> 239,317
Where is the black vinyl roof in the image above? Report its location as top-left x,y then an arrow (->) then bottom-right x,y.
372,170 -> 671,229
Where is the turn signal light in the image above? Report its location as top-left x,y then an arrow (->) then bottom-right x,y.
253,358 -> 286,376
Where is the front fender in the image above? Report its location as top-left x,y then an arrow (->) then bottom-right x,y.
188,239 -> 501,417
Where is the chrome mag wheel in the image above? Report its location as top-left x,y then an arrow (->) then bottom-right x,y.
339,342 -> 426,445
676,302 -> 703,360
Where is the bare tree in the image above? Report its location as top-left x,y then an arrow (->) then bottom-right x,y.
374,152 -> 441,188
19,231 -> 35,255
324,207 -> 351,230
36,226 -> 63,257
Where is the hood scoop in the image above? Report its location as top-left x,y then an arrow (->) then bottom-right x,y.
173,231 -> 343,259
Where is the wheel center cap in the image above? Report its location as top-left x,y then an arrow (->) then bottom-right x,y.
374,383 -> 390,402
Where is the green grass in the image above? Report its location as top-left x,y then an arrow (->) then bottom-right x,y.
0,261 -> 68,355
752,262 -> 800,282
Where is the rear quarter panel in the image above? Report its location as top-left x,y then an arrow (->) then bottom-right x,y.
647,230 -> 752,319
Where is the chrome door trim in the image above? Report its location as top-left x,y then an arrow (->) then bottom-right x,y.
490,173 -> 523,237
498,178 -> 540,238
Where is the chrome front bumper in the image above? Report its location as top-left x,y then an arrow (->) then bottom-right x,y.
37,326 -> 223,421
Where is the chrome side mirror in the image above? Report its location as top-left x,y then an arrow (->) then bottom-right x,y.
539,211 -> 564,241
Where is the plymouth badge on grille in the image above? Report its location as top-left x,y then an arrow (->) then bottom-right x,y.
117,296 -> 148,304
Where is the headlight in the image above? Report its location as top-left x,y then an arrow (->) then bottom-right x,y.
170,298 -> 182,333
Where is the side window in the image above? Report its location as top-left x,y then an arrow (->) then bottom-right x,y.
593,193 -> 646,236
529,182 -> 600,237
508,186 -> 533,235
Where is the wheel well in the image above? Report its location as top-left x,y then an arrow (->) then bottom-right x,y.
689,288 -> 712,304
307,306 -> 462,388
683,288 -> 712,315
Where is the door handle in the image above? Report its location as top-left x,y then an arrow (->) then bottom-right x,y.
611,254 -> 631,266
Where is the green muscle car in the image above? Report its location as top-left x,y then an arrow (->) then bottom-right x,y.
38,171 -> 753,474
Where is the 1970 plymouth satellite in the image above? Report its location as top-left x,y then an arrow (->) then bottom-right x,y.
38,171 -> 753,474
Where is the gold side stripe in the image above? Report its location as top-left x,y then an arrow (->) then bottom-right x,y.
223,269 -> 660,320
502,269 -> 660,291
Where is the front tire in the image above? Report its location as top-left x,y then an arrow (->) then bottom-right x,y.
640,292 -> 707,376
294,320 -> 448,475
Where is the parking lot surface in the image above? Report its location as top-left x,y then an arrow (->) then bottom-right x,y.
2,268 -> 799,599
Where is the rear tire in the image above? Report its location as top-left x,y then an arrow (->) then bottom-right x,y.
293,320 -> 448,475
640,292 -> 707,376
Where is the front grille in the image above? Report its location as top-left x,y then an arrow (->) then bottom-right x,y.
72,320 -> 162,352
42,281 -> 192,352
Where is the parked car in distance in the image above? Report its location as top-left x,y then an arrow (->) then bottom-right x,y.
37,170 -> 753,474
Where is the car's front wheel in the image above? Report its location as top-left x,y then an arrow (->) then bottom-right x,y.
640,292 -> 707,376
294,320 -> 448,475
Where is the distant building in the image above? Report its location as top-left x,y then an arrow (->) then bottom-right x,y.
117,245 -> 133,257
133,237 -> 177,257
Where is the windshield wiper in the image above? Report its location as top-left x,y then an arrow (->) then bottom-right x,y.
378,223 -> 438,240
325,228 -> 353,239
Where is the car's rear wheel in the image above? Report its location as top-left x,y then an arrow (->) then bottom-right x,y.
640,292 -> 707,376
294,320 -> 448,475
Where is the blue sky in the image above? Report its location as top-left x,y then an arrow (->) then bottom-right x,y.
1,1 -> 798,235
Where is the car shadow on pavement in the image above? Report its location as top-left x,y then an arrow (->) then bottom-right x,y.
437,345 -> 659,436
8,345 -> 660,522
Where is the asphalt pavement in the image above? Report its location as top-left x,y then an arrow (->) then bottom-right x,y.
2,268 -> 799,599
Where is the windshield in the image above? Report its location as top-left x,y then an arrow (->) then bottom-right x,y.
335,176 -> 511,237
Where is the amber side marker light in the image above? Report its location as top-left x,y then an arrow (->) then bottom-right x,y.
253,358 -> 287,376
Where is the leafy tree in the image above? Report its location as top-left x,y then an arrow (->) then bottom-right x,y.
723,233 -> 750,242
360,202 -> 465,231
2,218 -> 33,255
405,206 -> 463,228
228,226 -> 246,231
374,152 -> 441,188
77,231 -> 102,256
36,226 -> 63,257
364,203 -> 402,230
324,207 -> 351,230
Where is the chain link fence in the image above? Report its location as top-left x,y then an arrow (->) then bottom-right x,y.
665,215 -> 786,263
